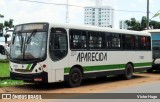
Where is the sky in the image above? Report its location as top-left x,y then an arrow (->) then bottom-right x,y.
0,0 -> 160,29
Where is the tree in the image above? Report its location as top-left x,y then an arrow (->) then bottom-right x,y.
125,18 -> 141,31
0,14 -> 4,36
4,19 -> 14,31
149,20 -> 160,29
125,16 -> 160,31
141,16 -> 147,29
0,23 -> 3,35
3,19 -> 14,43
0,14 -> 4,18
0,13 -> 14,43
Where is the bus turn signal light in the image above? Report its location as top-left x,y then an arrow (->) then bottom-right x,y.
43,64 -> 46,68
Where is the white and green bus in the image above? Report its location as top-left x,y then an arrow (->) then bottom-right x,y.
144,29 -> 160,72
10,22 -> 152,87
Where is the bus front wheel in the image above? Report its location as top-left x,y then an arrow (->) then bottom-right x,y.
68,68 -> 82,87
123,64 -> 133,80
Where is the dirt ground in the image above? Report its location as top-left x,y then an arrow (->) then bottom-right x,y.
0,72 -> 160,102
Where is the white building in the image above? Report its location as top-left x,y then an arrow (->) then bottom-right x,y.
119,20 -> 128,29
84,0 -> 114,28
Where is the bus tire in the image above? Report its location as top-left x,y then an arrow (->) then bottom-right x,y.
123,64 -> 133,80
68,68 -> 82,87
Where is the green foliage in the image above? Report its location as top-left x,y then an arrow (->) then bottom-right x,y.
4,19 -> 14,31
150,20 -> 160,29
0,14 -> 14,42
0,14 -> 4,31
0,79 -> 24,87
0,23 -> 3,30
3,19 -> 14,43
0,14 -> 4,18
125,16 -> 160,31
125,18 -> 141,31
0,62 -> 10,77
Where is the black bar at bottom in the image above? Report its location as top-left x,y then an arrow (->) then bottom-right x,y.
0,93 -> 160,99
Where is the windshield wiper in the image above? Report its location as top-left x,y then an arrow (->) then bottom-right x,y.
26,30 -> 37,44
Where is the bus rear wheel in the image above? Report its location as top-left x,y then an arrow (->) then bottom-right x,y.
123,64 -> 133,80
68,68 -> 82,87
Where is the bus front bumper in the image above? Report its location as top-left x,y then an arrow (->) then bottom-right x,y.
10,72 -> 48,83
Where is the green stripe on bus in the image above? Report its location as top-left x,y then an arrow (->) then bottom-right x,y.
134,62 -> 152,67
26,64 -> 31,70
64,62 -> 152,73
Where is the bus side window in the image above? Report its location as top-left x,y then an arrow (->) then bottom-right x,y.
139,36 -> 147,50
146,36 -> 151,50
70,29 -> 87,50
123,35 -> 135,50
88,31 -> 105,50
135,36 -> 139,50
107,33 -> 121,50
106,33 -> 112,49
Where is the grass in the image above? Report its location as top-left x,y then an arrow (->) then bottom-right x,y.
0,79 -> 24,87
0,59 -> 9,63
0,62 -> 10,77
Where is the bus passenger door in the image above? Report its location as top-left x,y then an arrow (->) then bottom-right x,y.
49,28 -> 68,82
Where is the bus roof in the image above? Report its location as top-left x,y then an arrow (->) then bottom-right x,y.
49,23 -> 150,36
15,22 -> 151,36
144,29 -> 160,33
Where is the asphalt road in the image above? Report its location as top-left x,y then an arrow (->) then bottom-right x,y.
108,81 -> 160,93
48,81 -> 160,102
1,72 -> 160,102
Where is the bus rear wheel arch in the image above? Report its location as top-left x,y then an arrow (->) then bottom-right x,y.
67,67 -> 83,87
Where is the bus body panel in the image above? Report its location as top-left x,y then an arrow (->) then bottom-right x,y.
64,51 -> 152,74
10,22 -> 152,83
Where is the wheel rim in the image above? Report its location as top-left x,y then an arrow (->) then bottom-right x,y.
71,72 -> 80,83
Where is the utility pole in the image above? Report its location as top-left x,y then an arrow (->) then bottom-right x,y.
147,0 -> 149,29
66,0 -> 69,23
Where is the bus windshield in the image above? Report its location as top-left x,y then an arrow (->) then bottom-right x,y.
151,32 -> 160,59
10,31 -> 47,61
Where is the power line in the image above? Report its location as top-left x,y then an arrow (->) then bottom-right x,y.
20,0 -> 84,7
20,0 -> 153,14
115,9 -> 151,14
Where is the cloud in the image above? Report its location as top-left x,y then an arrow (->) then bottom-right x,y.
1,0 -> 67,24
0,0 -> 159,29
0,0 -> 5,7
